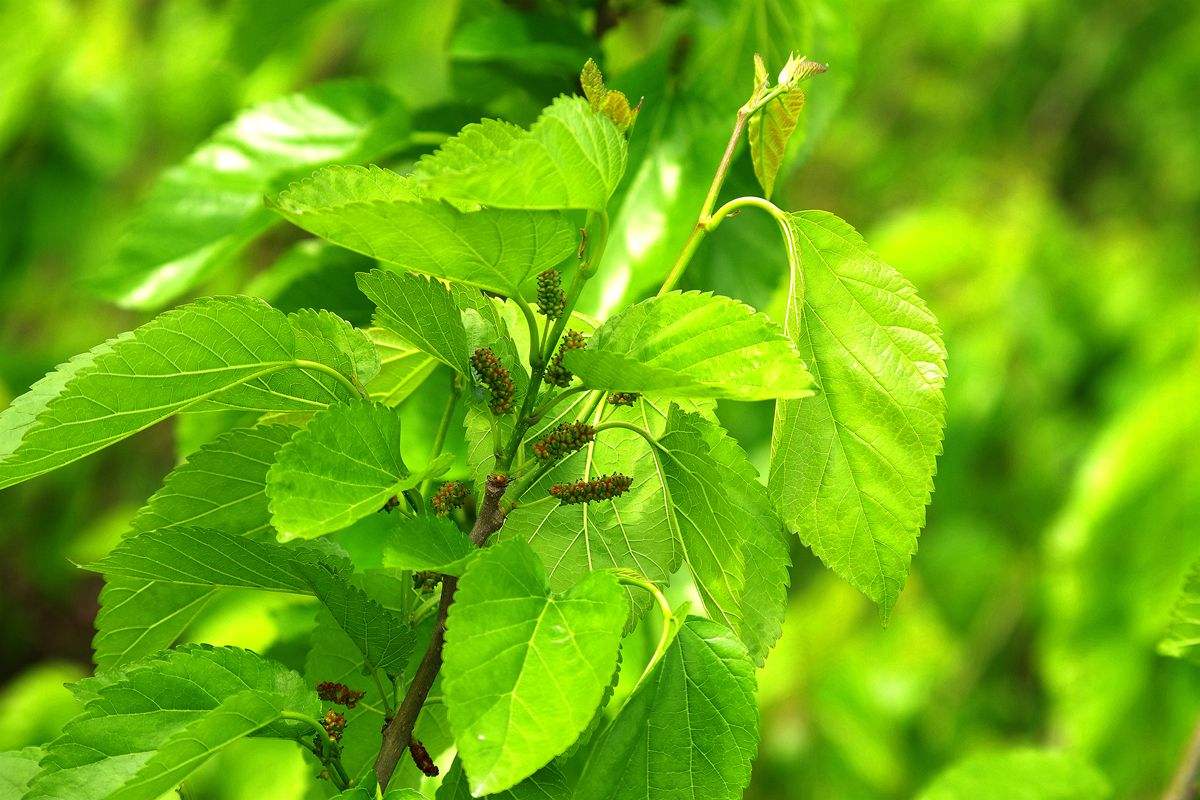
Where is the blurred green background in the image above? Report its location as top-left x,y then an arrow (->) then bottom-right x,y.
1,0 -> 1198,797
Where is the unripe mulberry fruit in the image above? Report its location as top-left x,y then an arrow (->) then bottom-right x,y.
550,473 -> 633,505
532,422 -> 596,460
607,391 -> 639,406
545,330 -> 586,387
471,347 -> 515,415
321,709 -> 347,741
536,270 -> 565,319
432,481 -> 470,516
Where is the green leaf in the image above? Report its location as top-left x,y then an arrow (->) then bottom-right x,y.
575,618 -> 759,800
916,748 -> 1110,800
658,407 -> 789,664
382,514 -> 476,575
87,527 -> 310,592
290,307 -> 382,386
107,690 -> 296,800
299,561 -> 415,675
415,96 -> 627,212
246,239 -> 376,326
267,400 -> 449,540
95,81 -> 410,309
129,425 -> 294,538
0,747 -> 41,800
501,396 -> 681,615
564,291 -> 815,401
443,540 -> 627,794
93,580 -> 219,672
771,211 -> 946,616
94,425 -> 295,669
270,165 -> 576,297
437,758 -> 569,800
0,297 -> 367,490
1161,558 -> 1200,662
366,328 -> 440,406
748,87 -> 805,199
26,646 -> 317,800
358,269 -> 471,375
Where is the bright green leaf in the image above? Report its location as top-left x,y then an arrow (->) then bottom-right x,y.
267,401 -> 449,540
299,560 -> 415,675
94,425 -> 294,669
0,747 -> 41,800
107,690 -> 296,800
382,514 -> 476,575
658,406 -> 789,664
366,328 -> 440,406
0,297 -> 366,490
96,81 -> 409,309
270,165 -> 576,297
916,748 -> 1110,800
437,757 -> 569,800
358,269 -> 471,375
1161,558 -> 1200,663
415,96 -> 627,212
771,211 -> 946,617
564,291 -> 815,401
575,617 -> 759,800
25,646 -> 317,800
443,540 -> 626,794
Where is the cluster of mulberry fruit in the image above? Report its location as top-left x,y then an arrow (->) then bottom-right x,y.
316,681 -> 365,709
321,709 -> 347,741
412,570 -> 442,592
532,422 -> 596,460
607,391 -> 640,406
432,480 -> 470,516
536,269 -> 565,319
550,473 -> 633,505
471,347 -> 514,415
545,330 -> 586,387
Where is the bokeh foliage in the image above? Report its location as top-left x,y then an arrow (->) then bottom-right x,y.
0,0 -> 1197,797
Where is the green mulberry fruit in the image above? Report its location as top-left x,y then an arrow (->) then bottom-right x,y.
550,473 -> 633,505
471,347 -> 515,415
532,422 -> 596,460
545,330 -> 586,387
536,269 -> 565,319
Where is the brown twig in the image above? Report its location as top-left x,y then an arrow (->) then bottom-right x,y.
373,475 -> 510,789
1164,712 -> 1200,800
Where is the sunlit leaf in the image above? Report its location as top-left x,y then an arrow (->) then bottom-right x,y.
771,211 -> 946,617
916,749 -> 1110,800
564,291 -> 815,400
97,81 -> 410,309
443,540 -> 626,794
575,617 -> 759,800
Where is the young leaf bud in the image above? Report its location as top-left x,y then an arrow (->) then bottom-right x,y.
316,681 -> 365,709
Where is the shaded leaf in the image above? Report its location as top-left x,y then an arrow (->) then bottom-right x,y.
382,514 -> 476,575
299,561 -> 415,675
366,328 -> 440,406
